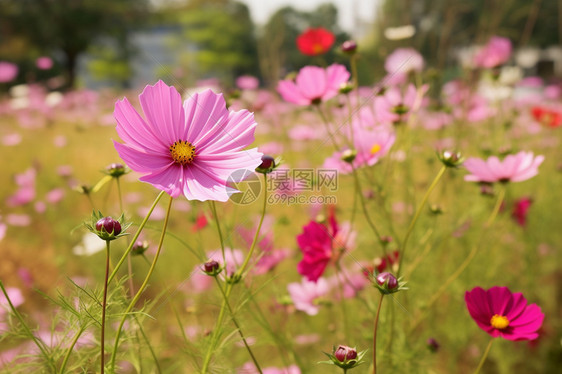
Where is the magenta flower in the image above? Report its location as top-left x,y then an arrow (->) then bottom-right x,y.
474,36 -> 512,69
287,277 -> 330,315
465,286 -> 544,341
113,80 -> 262,202
464,151 -> 544,183
512,197 -> 533,227
277,64 -> 350,106
0,62 -> 18,83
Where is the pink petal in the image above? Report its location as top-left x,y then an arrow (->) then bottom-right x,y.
277,80 -> 309,105
114,141 -> 173,173
139,165 -> 183,198
114,97 -> 166,152
183,90 -> 230,145
295,66 -> 326,101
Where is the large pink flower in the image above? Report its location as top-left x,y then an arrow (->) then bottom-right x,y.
287,277 -> 330,315
464,151 -> 544,183
465,286 -> 544,341
113,80 -> 262,202
277,64 -> 350,106
474,36 -> 512,69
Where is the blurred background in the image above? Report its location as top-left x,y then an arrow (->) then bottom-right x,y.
0,0 -> 560,91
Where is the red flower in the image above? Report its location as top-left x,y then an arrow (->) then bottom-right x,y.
192,212 -> 208,232
531,106 -> 562,128
296,27 -> 335,56
512,197 -> 532,227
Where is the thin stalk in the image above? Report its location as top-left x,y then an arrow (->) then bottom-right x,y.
485,186 -> 505,227
100,241 -> 111,374
373,293 -> 384,374
398,165 -> 446,276
201,174 -> 268,373
110,195 -> 173,372
116,178 -> 135,297
133,315 -> 162,374
210,201 -> 226,263
108,190 -> 166,284
59,327 -> 85,373
315,104 -> 341,150
215,279 -> 262,373
0,282 -> 55,372
351,166 -> 384,253
473,339 -> 494,374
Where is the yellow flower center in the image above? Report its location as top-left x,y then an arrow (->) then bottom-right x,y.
169,140 -> 196,165
370,144 -> 381,154
490,314 -> 510,330
312,43 -> 323,54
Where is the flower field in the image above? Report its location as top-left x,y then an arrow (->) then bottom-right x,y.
1,17 -> 562,374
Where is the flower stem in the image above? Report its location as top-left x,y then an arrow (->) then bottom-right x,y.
351,166 -> 384,253
215,278 -> 263,373
59,327 -> 85,373
110,195 -> 173,372
201,174 -> 268,373
373,293 -> 384,374
108,190 -> 166,284
485,185 -> 506,227
398,165 -> 446,277
100,241 -> 110,374
315,104 -> 341,150
210,200 -> 226,263
0,281 -> 55,372
473,339 -> 494,374
116,178 -> 135,297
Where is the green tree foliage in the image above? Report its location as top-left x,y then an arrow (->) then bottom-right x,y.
0,0 -> 148,88
176,0 -> 258,85
258,3 -> 350,86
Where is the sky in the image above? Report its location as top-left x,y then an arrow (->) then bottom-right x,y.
238,0 -> 379,34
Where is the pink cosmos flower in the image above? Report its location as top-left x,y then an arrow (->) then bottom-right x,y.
0,62 -> 18,83
236,75 -> 259,90
373,84 -> 428,124
6,167 -> 36,207
36,57 -> 53,70
464,151 -> 544,183
384,48 -> 424,85
474,36 -> 512,69
465,286 -> 544,341
323,126 -> 395,174
287,277 -> 330,315
277,64 -> 350,106
113,80 -> 262,202
0,287 -> 24,314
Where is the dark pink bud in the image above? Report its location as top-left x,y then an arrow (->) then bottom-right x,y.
375,272 -> 398,290
341,40 -> 357,53
95,216 -> 121,235
204,260 -> 220,274
334,345 -> 357,362
256,155 -> 276,174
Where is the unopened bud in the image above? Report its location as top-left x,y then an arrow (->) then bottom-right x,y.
341,40 -> 357,54
341,149 -> 357,163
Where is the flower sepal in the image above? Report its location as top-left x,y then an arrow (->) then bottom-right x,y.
371,271 -> 408,295
319,345 -> 367,370
85,211 -> 130,242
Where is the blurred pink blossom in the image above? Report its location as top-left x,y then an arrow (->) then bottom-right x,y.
287,277 -> 330,315
36,57 -> 53,70
464,151 -> 544,183
5,214 -> 31,226
474,36 -> 512,68
236,75 -> 259,90
0,62 -> 18,83
384,48 -> 424,85
1,133 -> 22,146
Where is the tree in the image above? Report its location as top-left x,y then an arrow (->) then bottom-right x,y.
0,0 -> 148,88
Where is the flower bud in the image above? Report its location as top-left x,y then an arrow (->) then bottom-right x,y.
204,260 -> 220,274
105,163 -> 128,178
376,272 -> 398,290
96,216 -> 122,236
339,82 -> 354,94
341,40 -> 357,54
341,149 -> 357,163
256,155 -> 276,174
438,150 -> 464,168
427,337 -> 440,352
334,345 -> 357,362
132,240 -> 149,256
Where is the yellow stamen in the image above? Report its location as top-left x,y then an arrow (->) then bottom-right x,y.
370,144 -> 381,154
169,140 -> 196,165
312,44 -> 323,54
490,314 -> 510,330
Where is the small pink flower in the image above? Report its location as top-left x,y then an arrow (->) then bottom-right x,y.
0,62 -> 18,83
474,36 -> 512,69
113,80 -> 262,202
236,75 -> 259,90
384,48 -> 424,84
465,286 -> 544,341
0,287 -> 24,314
373,84 -> 428,124
46,188 -> 65,204
287,277 -> 330,315
36,57 -> 53,70
464,151 -> 544,183
277,64 -> 350,106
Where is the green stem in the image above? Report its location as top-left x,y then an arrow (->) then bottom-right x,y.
201,174 -> 268,373
116,178 -> 135,298
215,278 -> 263,373
108,190 -> 166,284
0,281 -> 55,372
315,104 -> 341,150
485,186 -> 506,227
101,241 -> 110,374
398,165 -> 446,276
473,339 -> 494,374
110,195 -> 173,372
373,293 -> 384,374
210,201 -> 226,263
59,327 -> 85,373
351,166 -> 384,253
133,315 -> 162,374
